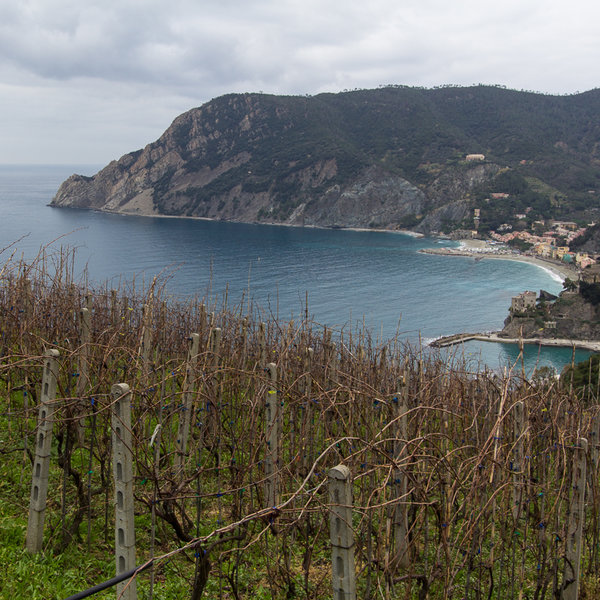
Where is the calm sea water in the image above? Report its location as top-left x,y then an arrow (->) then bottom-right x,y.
0,164 -> 591,373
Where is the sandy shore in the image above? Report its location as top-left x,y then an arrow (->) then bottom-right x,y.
421,239 -> 577,282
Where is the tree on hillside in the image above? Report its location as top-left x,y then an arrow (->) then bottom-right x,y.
562,354 -> 600,402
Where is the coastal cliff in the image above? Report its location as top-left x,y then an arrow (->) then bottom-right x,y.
51,86 -> 600,231
502,283 -> 600,341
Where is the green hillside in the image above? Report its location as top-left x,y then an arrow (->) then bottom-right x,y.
52,85 -> 600,231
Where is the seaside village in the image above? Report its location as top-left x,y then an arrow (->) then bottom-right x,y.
462,154 -> 597,270
489,220 -> 596,269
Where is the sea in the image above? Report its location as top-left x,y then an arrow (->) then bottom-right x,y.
0,164 -> 592,375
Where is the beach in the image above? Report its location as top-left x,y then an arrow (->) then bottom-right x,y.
424,240 -> 597,355
420,239 -> 577,282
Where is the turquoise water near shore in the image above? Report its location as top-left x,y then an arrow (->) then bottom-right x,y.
0,164 -> 592,374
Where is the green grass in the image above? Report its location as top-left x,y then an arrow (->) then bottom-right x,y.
3,252 -> 600,599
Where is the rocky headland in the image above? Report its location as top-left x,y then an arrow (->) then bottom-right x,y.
500,289 -> 600,341
431,262 -> 600,351
51,86 -> 600,234
51,91 -> 497,232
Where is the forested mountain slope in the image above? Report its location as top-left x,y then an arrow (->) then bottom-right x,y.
52,86 -> 600,232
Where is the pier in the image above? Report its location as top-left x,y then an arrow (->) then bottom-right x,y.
430,332 -> 600,352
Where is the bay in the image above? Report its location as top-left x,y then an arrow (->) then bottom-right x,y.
0,164 -> 591,374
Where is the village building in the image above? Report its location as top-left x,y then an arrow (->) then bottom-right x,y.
554,246 -> 570,260
535,242 -> 553,258
580,263 -> 600,284
511,291 -> 537,312
575,252 -> 589,266
576,253 -> 596,269
551,221 -> 578,231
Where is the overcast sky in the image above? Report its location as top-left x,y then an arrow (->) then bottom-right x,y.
1,0 -> 599,165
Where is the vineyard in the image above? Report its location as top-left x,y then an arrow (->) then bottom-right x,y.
0,249 -> 599,600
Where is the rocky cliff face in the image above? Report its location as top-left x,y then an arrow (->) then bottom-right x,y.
502,290 -> 600,340
50,89 -> 534,230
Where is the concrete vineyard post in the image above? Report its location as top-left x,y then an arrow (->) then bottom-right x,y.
122,297 -> 129,333
286,320 -> 295,348
111,383 -> 137,600
77,307 -> 91,398
392,374 -> 410,568
324,339 -> 337,436
589,414 -> 600,474
259,322 -> 267,367
285,322 -> 297,469
303,347 -> 314,475
264,362 -> 279,508
210,327 -> 223,392
21,277 -> 32,323
241,317 -> 248,362
379,346 -> 386,371
175,333 -> 200,472
512,401 -> 525,522
440,376 -> 451,548
139,303 -> 152,381
110,289 -> 118,327
76,306 -> 92,445
328,464 -> 356,600
562,438 -> 588,600
26,349 -> 60,553
330,341 -> 339,387
323,329 -> 338,389
211,327 -> 222,368
303,346 -> 314,396
486,389 -> 505,571
210,327 -> 222,439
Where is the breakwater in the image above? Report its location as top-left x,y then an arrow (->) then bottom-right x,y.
431,331 -> 600,352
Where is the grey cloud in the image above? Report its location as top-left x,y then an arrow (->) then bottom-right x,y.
1,0 -> 600,163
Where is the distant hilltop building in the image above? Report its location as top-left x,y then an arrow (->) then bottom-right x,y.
551,220 -> 577,231
466,153 -> 485,161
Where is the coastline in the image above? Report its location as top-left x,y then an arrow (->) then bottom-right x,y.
420,239 -> 577,282
51,204 -> 575,279
425,240 -> 598,356
51,204 -> 424,237
431,331 -> 600,352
